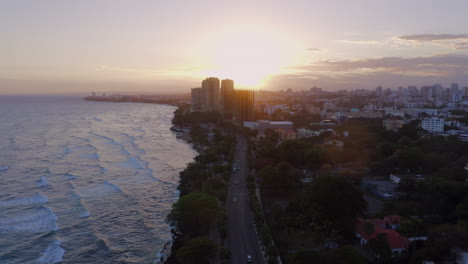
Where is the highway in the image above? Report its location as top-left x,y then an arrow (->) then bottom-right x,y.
226,135 -> 264,264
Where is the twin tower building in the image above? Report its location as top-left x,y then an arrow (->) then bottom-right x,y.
191,77 -> 255,127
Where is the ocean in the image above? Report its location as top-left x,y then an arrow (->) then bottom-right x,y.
0,96 -> 196,264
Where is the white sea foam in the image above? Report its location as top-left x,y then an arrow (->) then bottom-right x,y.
77,182 -> 122,199
115,156 -> 146,170
0,193 -> 48,208
37,240 -> 65,264
64,173 -> 76,180
38,176 -> 49,187
0,207 -> 58,233
79,152 -> 100,160
80,210 -> 90,218
64,147 -> 72,154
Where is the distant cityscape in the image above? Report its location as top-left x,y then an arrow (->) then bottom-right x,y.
189,81 -> 468,141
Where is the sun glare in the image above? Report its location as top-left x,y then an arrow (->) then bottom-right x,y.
200,27 -> 301,88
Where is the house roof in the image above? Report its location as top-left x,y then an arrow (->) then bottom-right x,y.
356,218 -> 410,250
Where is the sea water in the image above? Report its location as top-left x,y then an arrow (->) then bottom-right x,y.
0,96 -> 196,263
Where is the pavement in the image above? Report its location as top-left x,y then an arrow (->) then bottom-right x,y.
226,135 -> 265,264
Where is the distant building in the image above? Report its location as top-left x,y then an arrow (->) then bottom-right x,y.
421,117 -> 444,133
323,139 -> 344,149
304,104 -> 321,114
458,133 -> 468,142
233,89 -> 255,127
275,128 -> 297,140
383,119 -> 404,131
191,87 -> 202,111
401,108 -> 438,118
220,79 -> 234,118
201,77 -> 220,110
421,86 -> 433,101
257,120 -> 293,132
348,111 -> 383,119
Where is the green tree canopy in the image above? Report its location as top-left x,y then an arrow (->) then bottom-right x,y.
257,162 -> 301,191
167,192 -> 221,236
305,176 -> 367,239
176,237 -> 219,264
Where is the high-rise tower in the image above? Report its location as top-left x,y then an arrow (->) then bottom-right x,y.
201,77 -> 220,110
220,79 -> 234,119
191,87 -> 202,111
233,89 -> 255,127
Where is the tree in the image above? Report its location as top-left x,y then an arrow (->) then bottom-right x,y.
368,233 -> 392,261
395,148 -> 423,172
305,147 -> 328,169
176,237 -> 219,264
167,192 -> 221,236
376,141 -> 396,158
257,162 -> 301,191
291,250 -> 322,264
291,247 -> 366,264
178,162 -> 211,194
316,164 -> 333,177
305,176 -> 367,239
219,247 -> 231,263
330,246 -> 367,264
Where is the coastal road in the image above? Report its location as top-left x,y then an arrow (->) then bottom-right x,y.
226,135 -> 265,264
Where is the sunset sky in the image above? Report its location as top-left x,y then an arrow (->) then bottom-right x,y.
2,0 -> 468,94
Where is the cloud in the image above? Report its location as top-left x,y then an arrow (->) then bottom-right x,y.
337,40 -> 382,45
398,34 -> 468,42
297,54 -> 468,72
396,34 -> 468,50
267,54 -> 468,90
455,42 -> 468,50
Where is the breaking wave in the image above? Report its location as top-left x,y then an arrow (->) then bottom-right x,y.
0,206 -> 58,233
37,240 -> 65,264
0,193 -> 49,208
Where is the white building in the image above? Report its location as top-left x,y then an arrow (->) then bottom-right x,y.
297,128 -> 334,138
421,117 -> 444,133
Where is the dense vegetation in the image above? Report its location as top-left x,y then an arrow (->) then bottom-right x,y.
249,118 -> 468,263
169,105 -> 468,263
165,109 -> 236,264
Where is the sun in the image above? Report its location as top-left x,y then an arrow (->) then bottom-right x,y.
199,27 -> 301,88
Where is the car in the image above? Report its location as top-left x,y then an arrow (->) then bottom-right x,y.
234,180 -> 238,185
247,255 -> 252,263
233,196 -> 238,202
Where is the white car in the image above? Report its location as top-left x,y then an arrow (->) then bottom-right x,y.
247,255 -> 252,263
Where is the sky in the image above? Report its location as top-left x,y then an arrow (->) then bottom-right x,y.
1,0 -> 468,94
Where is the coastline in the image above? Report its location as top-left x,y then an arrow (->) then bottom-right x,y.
156,127 -> 197,264
83,95 -> 184,107
82,97 -> 230,263
82,97 -> 196,264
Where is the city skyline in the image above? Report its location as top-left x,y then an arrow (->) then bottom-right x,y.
2,0 -> 468,94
